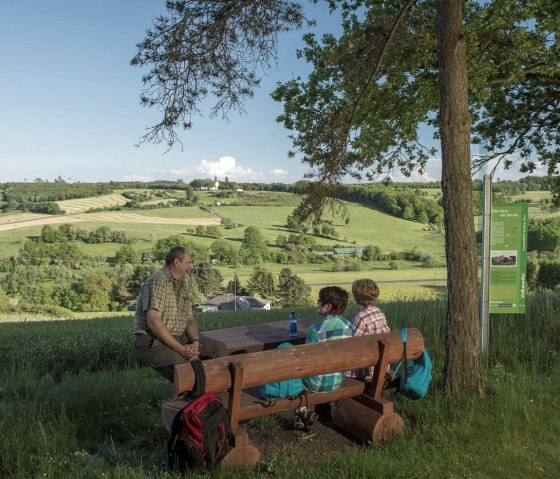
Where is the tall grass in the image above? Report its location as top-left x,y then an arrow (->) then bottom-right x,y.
0,293 -> 559,478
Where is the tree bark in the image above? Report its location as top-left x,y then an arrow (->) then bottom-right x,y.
436,0 -> 482,395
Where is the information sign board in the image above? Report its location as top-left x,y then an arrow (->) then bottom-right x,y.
489,203 -> 528,314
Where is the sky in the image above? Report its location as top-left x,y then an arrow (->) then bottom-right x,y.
0,1 -> 546,185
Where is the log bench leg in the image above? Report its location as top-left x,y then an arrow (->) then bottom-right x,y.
330,396 -> 405,444
220,363 -> 262,466
220,426 -> 262,466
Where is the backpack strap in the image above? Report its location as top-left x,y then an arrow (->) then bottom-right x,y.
190,359 -> 206,398
400,328 -> 408,384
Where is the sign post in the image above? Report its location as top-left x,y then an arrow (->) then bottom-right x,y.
480,175 -> 492,354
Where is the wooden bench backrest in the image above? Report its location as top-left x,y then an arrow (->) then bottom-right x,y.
173,328 -> 424,398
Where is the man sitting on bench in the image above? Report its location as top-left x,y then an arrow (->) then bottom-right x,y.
295,286 -> 353,429
132,246 -> 220,383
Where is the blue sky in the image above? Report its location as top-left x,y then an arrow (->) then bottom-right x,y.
0,1 -> 543,185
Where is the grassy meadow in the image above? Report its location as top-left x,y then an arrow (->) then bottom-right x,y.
212,200 -> 446,255
0,191 -> 448,300
0,292 -> 559,478
0,188 -> 557,305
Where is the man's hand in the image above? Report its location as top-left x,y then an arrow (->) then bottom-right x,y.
147,309 -> 200,360
181,342 -> 200,360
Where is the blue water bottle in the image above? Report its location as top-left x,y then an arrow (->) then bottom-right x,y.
289,311 -> 298,337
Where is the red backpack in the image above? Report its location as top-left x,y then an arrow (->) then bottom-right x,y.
167,360 -> 231,470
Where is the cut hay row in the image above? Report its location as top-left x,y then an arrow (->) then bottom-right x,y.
0,212 -> 220,232
0,212 -> 50,225
0,215 -> 84,232
56,194 -> 129,213
0,211 -> 220,232
72,212 -> 221,225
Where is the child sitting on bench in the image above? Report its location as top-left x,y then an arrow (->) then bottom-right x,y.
295,286 -> 353,429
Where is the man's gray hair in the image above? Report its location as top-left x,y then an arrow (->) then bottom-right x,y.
165,246 -> 188,265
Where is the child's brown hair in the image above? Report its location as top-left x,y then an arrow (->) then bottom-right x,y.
318,286 -> 348,315
352,278 -> 380,306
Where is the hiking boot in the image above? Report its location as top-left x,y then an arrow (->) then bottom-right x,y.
302,410 -> 319,429
293,407 -> 319,431
293,407 -> 308,430
293,414 -> 306,430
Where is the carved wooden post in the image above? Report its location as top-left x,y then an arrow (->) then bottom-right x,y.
221,362 -> 262,466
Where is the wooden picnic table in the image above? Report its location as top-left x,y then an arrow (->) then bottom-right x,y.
200,316 -> 321,356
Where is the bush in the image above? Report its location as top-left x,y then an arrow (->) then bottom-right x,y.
308,254 -> 331,264
333,258 -> 361,272
536,261 -> 560,290
420,254 -> 445,268
221,217 -> 238,229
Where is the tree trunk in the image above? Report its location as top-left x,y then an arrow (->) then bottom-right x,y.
436,0 -> 482,395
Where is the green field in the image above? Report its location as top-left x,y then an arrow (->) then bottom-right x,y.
1,293 -> 558,478
215,262 -> 447,300
131,205 -> 215,218
0,192 -> 447,256
212,201 -> 445,254
509,191 -> 558,219
0,203 -> 223,258
1,187 -> 557,307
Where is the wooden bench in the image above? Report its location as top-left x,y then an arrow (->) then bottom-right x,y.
162,328 -> 425,466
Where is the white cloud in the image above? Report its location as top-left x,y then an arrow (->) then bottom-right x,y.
123,174 -> 153,182
378,156 -> 442,183
139,156 -> 262,180
196,155 -> 261,179
472,153 -> 548,180
271,168 -> 288,175
168,167 -> 193,176
388,171 -> 439,183
387,153 -> 549,184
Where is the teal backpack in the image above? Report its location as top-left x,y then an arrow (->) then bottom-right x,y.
259,342 -> 304,400
394,328 -> 432,400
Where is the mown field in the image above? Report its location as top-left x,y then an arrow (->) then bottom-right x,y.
56,194 -> 130,213
1,293 -> 558,478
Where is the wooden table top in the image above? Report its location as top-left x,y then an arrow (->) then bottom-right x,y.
200,316 -> 321,356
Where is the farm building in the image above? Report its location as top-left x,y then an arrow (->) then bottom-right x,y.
200,295 -> 272,313
333,247 -> 359,256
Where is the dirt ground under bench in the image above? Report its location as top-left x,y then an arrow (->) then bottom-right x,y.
243,409 -> 362,464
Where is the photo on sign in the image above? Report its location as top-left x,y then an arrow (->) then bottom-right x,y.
491,250 -> 517,267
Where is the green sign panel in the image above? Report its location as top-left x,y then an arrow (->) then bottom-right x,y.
489,203 -> 528,314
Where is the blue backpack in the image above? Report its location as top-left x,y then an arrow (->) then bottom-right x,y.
394,328 -> 432,400
259,342 -> 304,400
